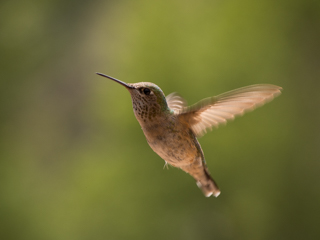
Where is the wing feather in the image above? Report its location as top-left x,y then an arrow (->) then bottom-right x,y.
166,92 -> 187,113
178,84 -> 282,137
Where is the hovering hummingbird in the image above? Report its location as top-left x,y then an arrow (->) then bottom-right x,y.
96,72 -> 282,197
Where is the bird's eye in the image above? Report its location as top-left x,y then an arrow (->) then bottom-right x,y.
143,88 -> 151,95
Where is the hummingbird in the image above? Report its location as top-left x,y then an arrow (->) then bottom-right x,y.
96,72 -> 282,197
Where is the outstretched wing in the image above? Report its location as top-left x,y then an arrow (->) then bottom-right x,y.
166,92 -> 187,113
178,84 -> 282,137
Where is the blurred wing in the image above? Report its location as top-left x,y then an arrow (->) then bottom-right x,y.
179,84 -> 282,137
166,92 -> 187,113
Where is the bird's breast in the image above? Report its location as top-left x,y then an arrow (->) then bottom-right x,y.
140,117 -> 200,167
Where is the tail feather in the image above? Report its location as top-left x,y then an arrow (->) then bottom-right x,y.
196,178 -> 220,197
180,163 -> 221,197
196,164 -> 221,197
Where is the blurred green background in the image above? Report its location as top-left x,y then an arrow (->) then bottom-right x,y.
1,0 -> 319,239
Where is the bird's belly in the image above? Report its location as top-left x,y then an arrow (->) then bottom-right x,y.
143,127 -> 199,167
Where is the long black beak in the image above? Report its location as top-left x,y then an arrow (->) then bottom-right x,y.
96,72 -> 135,89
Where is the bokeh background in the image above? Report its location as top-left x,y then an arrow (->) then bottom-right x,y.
1,0 -> 319,239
